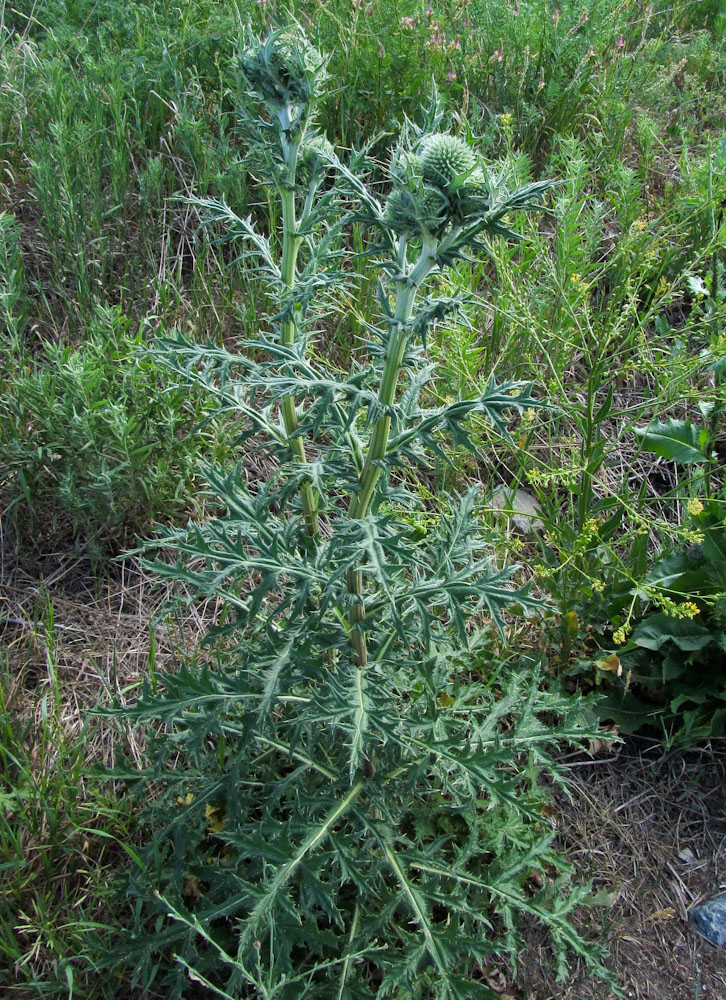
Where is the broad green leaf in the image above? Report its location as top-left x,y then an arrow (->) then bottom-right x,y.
633,419 -> 708,464
631,614 -> 712,652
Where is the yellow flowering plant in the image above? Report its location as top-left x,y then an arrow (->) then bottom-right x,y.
593,497 -> 726,744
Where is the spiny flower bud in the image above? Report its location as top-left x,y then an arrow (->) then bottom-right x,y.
384,136 -> 498,239
385,182 -> 449,238
419,184 -> 449,236
419,133 -> 477,191
385,187 -> 420,234
240,27 -> 327,125
389,148 -> 422,184
298,134 -> 335,185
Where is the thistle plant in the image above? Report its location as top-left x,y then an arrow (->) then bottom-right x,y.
109,26 -> 617,1000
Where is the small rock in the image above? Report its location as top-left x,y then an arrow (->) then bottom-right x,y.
689,893 -> 726,948
490,487 -> 544,536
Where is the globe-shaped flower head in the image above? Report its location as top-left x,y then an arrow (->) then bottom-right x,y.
385,134 -> 491,239
419,134 -> 477,191
385,187 -> 420,235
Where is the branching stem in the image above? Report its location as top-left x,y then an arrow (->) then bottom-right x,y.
347,240 -> 437,666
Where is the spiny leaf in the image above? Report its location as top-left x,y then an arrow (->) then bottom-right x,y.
348,666 -> 370,781
383,843 -> 453,990
235,782 -> 365,953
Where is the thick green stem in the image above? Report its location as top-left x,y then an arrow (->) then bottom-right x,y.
347,243 -> 436,666
349,325 -> 409,521
279,157 -> 320,541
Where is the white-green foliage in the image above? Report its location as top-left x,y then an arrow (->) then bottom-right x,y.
108,26 -> 616,1000
0,304 -> 216,548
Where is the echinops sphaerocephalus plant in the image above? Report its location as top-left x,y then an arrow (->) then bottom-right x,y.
107,24 -> 619,1000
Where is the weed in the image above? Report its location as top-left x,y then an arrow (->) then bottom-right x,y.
0,603 -> 132,998
104,25 -> 616,1000
1,1 -> 725,996
0,303 -> 227,557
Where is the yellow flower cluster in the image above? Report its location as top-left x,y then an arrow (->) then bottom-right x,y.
534,563 -> 558,580
679,601 -> 701,618
499,113 -> 514,143
654,593 -> 701,619
527,466 -> 583,489
686,497 -> 704,516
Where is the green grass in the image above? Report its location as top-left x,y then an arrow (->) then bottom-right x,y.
0,607 -> 133,998
0,301 -> 234,558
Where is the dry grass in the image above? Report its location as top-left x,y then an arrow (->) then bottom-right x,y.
0,554 -> 223,994
2,557 -> 219,744
508,738 -> 726,1000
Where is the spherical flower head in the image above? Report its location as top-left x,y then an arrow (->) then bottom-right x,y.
241,27 -> 327,126
386,144 -> 450,238
385,183 -> 451,239
419,133 -> 477,191
386,148 -> 424,234
385,136 -> 499,239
